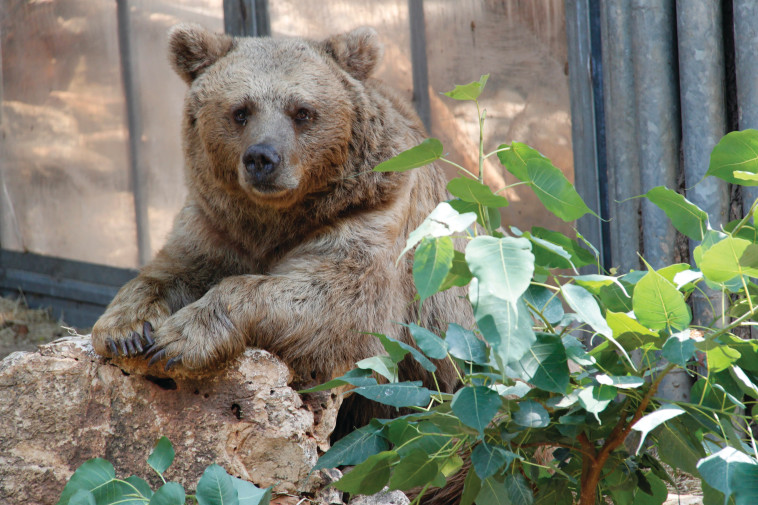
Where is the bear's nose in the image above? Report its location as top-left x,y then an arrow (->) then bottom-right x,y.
243,144 -> 281,181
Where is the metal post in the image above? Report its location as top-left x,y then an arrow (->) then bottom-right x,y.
629,0 -> 683,400
0,21 -> 3,127
677,1 -> 728,229
676,0 -> 728,342
629,0 -> 679,270
600,0 -> 641,273
408,0 -> 431,132
566,0 -> 605,270
224,0 -> 270,37
734,1 -> 758,213
116,0 -> 151,266
0,22 -> 6,250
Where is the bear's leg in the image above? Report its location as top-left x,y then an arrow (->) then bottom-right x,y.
92,253 -> 229,359
143,266 -> 392,374
92,275 -> 172,358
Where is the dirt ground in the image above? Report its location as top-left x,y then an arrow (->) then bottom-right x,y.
0,296 -> 76,360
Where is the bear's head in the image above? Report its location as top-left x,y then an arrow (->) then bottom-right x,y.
169,24 -> 383,209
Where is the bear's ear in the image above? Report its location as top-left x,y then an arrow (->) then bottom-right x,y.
321,27 -> 383,81
169,23 -> 234,84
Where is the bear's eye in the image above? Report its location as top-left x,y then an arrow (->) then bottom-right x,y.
233,108 -> 248,125
294,108 -> 312,122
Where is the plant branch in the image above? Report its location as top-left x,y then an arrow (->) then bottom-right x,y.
577,431 -> 598,505
605,363 -> 675,454
578,363 -> 675,505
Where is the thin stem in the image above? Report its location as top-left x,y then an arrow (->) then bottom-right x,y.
447,354 -> 466,384
731,197 -> 758,235
476,100 -> 484,183
742,276 -> 755,315
676,399 -> 753,427
530,282 -> 561,292
519,440 -> 596,460
113,479 -> 151,502
523,299 -> 555,333
151,468 -> 167,485
474,100 -> 493,233
494,181 -> 530,194
438,157 -> 478,179
410,482 -> 433,505
484,146 -> 511,159
707,303 -> 758,342
688,283 -> 722,328
431,371 -> 442,396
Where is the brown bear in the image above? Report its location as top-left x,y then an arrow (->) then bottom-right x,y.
91,24 -> 471,430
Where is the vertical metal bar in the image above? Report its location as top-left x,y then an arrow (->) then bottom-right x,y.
677,1 -> 728,229
629,0 -> 679,270
566,0 -> 604,270
734,0 -> 758,212
676,0 -> 728,340
224,0 -> 270,37
600,0 -> 641,273
0,20 -> 6,249
588,0 -> 611,269
408,0 -> 431,132
0,20 -> 3,127
116,0 -> 151,266
224,0 -> 252,36
253,0 -> 270,36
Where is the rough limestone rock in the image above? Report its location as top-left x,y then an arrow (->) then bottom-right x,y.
349,489 -> 410,505
0,336 -> 342,505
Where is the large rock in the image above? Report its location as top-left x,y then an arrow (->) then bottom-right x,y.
0,336 -> 342,505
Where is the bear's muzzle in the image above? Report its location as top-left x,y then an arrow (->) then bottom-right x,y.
243,143 -> 281,187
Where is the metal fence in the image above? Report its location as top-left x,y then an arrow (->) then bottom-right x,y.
4,0 -> 754,331
566,0 -> 758,399
0,0 -> 573,327
568,0 -> 752,301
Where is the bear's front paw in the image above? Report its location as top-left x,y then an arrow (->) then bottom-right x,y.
92,302 -> 170,358
143,300 -> 245,372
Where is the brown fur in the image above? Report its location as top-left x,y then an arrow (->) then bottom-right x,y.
92,25 -> 472,434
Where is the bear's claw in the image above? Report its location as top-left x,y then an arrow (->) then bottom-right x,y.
142,344 -> 182,371
145,347 -> 166,367
103,325 -> 155,357
127,335 -> 139,355
107,338 -> 119,356
165,356 -> 182,371
143,322 -> 155,346
130,331 -> 144,353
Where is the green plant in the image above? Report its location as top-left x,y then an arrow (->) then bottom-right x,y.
57,436 -> 271,505
308,76 -> 758,505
